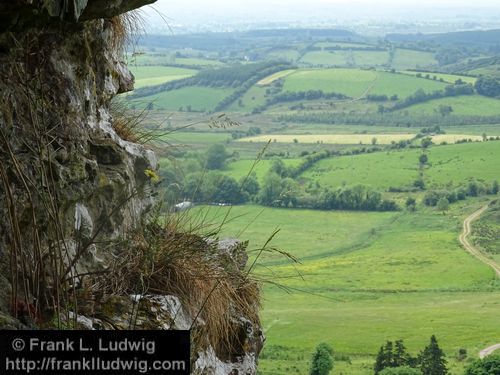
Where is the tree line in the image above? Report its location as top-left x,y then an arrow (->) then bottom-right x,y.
130,61 -> 294,99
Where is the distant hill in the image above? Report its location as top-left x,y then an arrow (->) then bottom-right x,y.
387,29 -> 500,46
137,29 -> 360,51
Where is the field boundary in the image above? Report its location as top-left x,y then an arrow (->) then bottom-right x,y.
459,202 -> 500,277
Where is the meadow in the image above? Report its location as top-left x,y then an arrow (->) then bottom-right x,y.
129,66 -> 197,88
281,69 -> 448,99
131,86 -> 234,111
392,49 -> 438,70
126,38 -> 500,374
301,141 -> 500,191
237,133 -> 484,145
189,201 -> 500,375
300,51 -> 351,66
401,95 -> 500,116
238,133 -> 416,145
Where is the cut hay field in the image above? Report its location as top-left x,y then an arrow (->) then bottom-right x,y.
402,95 -> 500,116
301,141 -> 500,190
257,69 -> 297,86
131,86 -> 233,112
129,66 -> 198,89
282,68 -> 448,99
189,202 -> 500,375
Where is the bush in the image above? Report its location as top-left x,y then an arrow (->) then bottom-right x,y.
464,355 -> 500,374
379,367 -> 420,375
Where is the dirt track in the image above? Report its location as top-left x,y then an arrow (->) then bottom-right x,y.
459,203 -> 500,359
458,203 -> 500,277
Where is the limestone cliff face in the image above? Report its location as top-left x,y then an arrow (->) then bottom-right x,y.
0,1 -> 263,374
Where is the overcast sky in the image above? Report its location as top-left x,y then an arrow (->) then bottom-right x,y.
140,0 -> 500,32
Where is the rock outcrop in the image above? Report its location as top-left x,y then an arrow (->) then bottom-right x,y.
0,1 -> 263,373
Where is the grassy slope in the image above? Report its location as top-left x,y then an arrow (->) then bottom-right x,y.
283,69 -> 378,97
282,69 -> 448,99
223,158 -> 302,182
301,141 -> 500,190
129,66 -> 198,88
401,95 -> 500,116
300,51 -> 350,66
191,202 -> 499,375
132,86 -> 234,112
352,50 -> 390,66
401,71 -> 476,84
392,49 -> 438,70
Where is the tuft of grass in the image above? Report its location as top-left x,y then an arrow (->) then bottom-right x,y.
92,213 -> 262,359
109,11 -> 145,53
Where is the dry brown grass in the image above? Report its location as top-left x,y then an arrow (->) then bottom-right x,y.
92,216 -> 261,359
109,11 -> 145,53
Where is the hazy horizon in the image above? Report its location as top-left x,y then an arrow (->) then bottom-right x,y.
139,0 -> 500,34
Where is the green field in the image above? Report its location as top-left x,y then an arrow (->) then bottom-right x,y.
267,49 -> 301,61
401,71 -> 476,84
227,85 -> 268,111
257,69 -> 297,86
129,66 -> 198,88
190,202 -> 500,375
282,69 -> 448,99
301,51 -> 351,66
369,71 -> 447,98
392,49 -> 438,70
239,133 -> 416,145
132,86 -> 234,112
223,158 -> 302,182
160,131 -> 232,145
314,42 -> 372,49
301,141 -> 500,190
283,69 -> 379,97
402,95 -> 500,116
130,53 -> 224,67
352,50 -> 390,66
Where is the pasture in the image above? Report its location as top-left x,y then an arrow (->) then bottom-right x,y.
238,133 -> 416,145
301,141 -> 500,190
223,158 -> 302,182
392,49 -> 438,70
281,68 -> 448,99
131,86 -> 234,111
300,51 -> 350,66
401,95 -> 500,116
129,66 -> 198,88
189,202 -> 500,375
400,71 -> 476,84
257,69 -> 297,86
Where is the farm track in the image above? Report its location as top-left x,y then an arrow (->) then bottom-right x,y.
458,202 -> 500,277
459,202 -> 500,359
